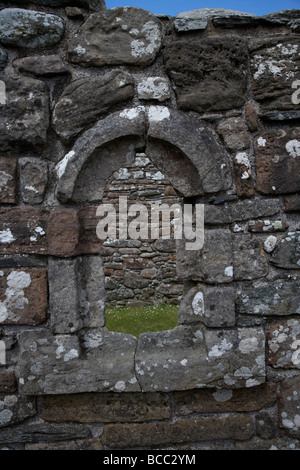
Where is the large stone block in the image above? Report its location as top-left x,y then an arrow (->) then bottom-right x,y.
279,375 -> 300,438
267,318 -> 300,369
52,71 -> 135,142
68,8 -> 163,67
254,129 -> 300,195
0,268 -> 47,325
0,9 -> 64,49
0,394 -> 36,428
164,37 -> 248,112
233,234 -> 269,280
19,157 -> 48,204
250,38 -> 300,112
0,76 -> 50,151
270,231 -> 300,269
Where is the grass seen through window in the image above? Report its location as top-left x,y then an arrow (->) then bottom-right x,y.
105,305 -> 179,338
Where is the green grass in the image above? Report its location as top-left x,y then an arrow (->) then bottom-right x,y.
105,305 -> 179,338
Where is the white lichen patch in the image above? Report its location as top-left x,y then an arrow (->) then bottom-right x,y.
119,106 -> 145,121
0,229 -> 15,244
130,21 -> 161,59
64,348 -> 79,362
148,106 -> 170,123
56,150 -> 75,179
224,266 -> 233,278
264,235 -> 278,253
285,139 -> 300,158
0,271 -> 31,323
238,336 -> 259,354
257,136 -> 266,147
213,389 -> 233,402
208,338 -> 233,358
83,332 -> 103,349
192,291 -> 204,316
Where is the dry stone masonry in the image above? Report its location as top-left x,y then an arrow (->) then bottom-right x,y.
0,1 -> 299,451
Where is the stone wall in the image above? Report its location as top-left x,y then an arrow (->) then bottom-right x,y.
0,1 -> 299,451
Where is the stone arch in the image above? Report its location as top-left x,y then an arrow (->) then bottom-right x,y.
55,106 -> 232,203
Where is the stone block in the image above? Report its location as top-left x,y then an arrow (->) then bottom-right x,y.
279,375 -> 300,438
267,318 -> 300,369
13,55 -> 69,76
284,194 -> 300,212
0,76 -> 50,151
25,438 -> 103,450
19,157 -> 48,204
80,255 -> 105,329
47,209 -> 79,257
0,8 -> 64,48
233,152 -> 255,197
48,258 -> 81,334
0,268 -> 47,325
68,8 -> 163,67
102,414 -> 253,448
0,371 -> 17,393
164,37 -> 248,112
233,234 -> 268,280
176,229 -> 233,283
137,77 -> 170,102
40,392 -> 170,423
270,231 -> 300,269
217,118 -> 250,152
178,285 -> 235,327
254,129 -> 300,195
0,394 -> 36,428
0,157 -> 17,204
53,71 -> 135,142
236,278 -> 300,316
0,422 -> 91,444
173,383 -> 277,415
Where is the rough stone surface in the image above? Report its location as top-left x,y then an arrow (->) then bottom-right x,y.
217,118 -> 250,152
0,371 -> 17,393
255,129 -> 300,195
0,76 -> 50,152
0,47 -> 7,71
250,38 -> 300,112
233,152 -> 255,197
137,77 -> 170,102
267,319 -> 300,369
13,55 -> 69,76
20,0 -> 106,10
279,375 -> 300,438
236,278 -> 300,316
233,234 -> 269,280
174,8 -> 256,32
164,37 -> 248,112
0,9 -> 65,49
284,194 -> 300,212
0,157 -> 17,204
178,285 -> 235,327
176,229 -> 233,283
52,71 -> 135,141
68,8 -> 163,67
19,158 -> 48,204
0,268 -> 47,325
270,231 -> 300,269
0,394 -> 36,428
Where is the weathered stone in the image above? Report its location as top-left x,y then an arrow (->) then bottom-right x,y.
250,38 -> 300,112
0,394 -> 36,428
236,278 -> 300,316
123,271 -> 148,289
176,229 -> 233,284
0,9 -> 64,49
245,103 -> 259,131
173,383 -> 277,415
137,77 -> 170,102
178,285 -> 235,327
26,438 -> 103,450
53,71 -> 135,142
204,197 -> 280,225
256,411 -> 276,439
68,8 -> 163,67
77,206 -> 105,255
236,437 -> 300,451
102,413 -> 253,448
0,47 -> 7,71
270,231 -> 300,269
41,392 -> 170,423
0,421 -> 91,444
260,110 -> 300,121
164,37 -> 248,112
255,129 -> 300,195
248,219 -> 289,233
147,108 -> 232,195
279,375 -> 300,438
80,256 -> 105,329
19,328 -> 139,395
0,371 -> 17,393
13,55 -> 69,76
136,325 -> 265,391
19,158 -> 48,204
233,152 -> 255,197
65,7 -> 86,18
0,76 -> 50,151
48,258 -> 81,334
284,193 -> 300,212
233,234 -> 268,280
267,318 -> 300,369
0,268 -> 47,325
47,208 -> 79,257
217,118 -> 250,152
0,157 -> 17,204
174,8 -> 257,31
21,0 -> 105,10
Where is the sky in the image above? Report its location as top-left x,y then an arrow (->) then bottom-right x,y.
105,0 -> 300,17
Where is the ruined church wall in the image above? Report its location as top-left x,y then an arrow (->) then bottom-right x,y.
0,1 -> 299,451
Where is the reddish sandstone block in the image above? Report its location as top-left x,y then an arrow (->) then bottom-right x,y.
47,208 -> 79,257
0,268 -> 47,325
0,157 -> 17,204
